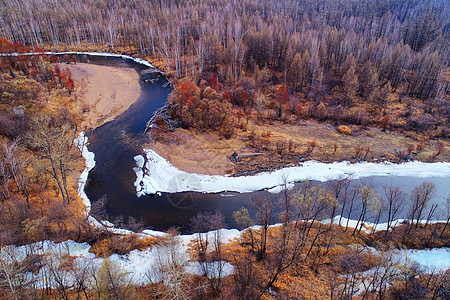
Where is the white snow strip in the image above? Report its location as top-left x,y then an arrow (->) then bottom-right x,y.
405,248 -> 450,270
321,216 -> 446,234
135,149 -> 450,196
75,132 -> 95,212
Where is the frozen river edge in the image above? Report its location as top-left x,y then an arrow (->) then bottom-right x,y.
134,149 -> 450,196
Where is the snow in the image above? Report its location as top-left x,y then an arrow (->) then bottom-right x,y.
2,231 -> 237,287
142,229 -> 168,237
267,183 -> 295,194
74,132 -> 95,212
187,261 -> 235,278
406,248 -> 450,270
135,149 -> 450,196
320,216 -> 446,234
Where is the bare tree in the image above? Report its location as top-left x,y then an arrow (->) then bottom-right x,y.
344,185 -> 361,231
337,248 -> 366,299
0,151 -> 11,200
360,244 -> 402,300
424,203 -> 439,229
232,249 -> 259,300
440,196 -> 450,238
26,113 -> 77,204
94,258 -> 134,300
190,211 -> 226,297
384,185 -> 407,236
353,186 -> 380,235
232,207 -> 255,251
408,182 -> 436,231
254,197 -> 274,261
293,183 -> 335,239
326,176 -> 350,224
70,257 -> 96,299
0,245 -> 36,300
190,212 -> 213,263
45,247 -> 71,300
2,140 -> 30,206
149,228 -> 202,300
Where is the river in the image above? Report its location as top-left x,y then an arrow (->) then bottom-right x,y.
78,54 -> 449,233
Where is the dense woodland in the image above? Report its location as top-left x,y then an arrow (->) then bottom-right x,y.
0,0 -> 449,299
0,39 -> 90,244
1,0 -> 449,141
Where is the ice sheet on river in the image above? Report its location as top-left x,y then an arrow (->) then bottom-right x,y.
134,149 -> 450,196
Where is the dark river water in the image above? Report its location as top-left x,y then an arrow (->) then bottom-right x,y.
79,54 -> 449,233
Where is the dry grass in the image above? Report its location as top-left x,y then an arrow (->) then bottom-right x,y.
89,234 -> 158,257
146,117 -> 449,176
337,125 -> 352,135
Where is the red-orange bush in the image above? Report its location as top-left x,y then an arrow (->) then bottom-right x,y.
170,79 -> 236,137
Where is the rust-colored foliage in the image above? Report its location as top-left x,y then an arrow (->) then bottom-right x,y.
170,79 -> 235,137
294,103 -> 304,116
380,115 -> 390,131
222,91 -> 231,102
0,37 -> 14,53
275,85 -> 289,105
209,75 -> 218,90
407,144 -> 414,155
13,42 -> 30,53
416,141 -> 425,152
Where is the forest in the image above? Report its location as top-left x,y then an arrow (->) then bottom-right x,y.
0,0 -> 449,299
1,0 -> 449,142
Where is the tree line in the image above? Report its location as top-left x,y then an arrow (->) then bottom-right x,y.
0,0 -> 448,100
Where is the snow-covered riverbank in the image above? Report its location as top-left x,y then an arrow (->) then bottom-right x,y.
3,237 -> 447,288
1,233 -> 237,287
134,149 -> 450,196
75,132 -> 95,213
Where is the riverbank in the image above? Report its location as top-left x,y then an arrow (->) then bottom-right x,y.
134,149 -> 450,196
64,62 -> 142,130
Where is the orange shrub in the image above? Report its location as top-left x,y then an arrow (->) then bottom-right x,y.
337,125 -> 352,135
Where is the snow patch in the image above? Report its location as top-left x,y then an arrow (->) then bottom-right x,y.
75,132 -> 95,212
267,183 -> 295,194
2,230 -> 239,287
406,248 -> 450,270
